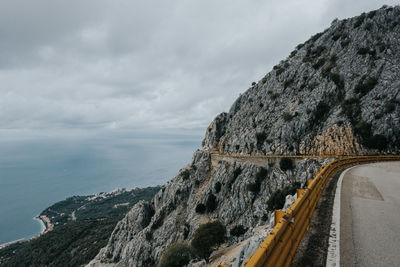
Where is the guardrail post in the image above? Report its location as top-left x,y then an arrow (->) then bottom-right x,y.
274,210 -> 285,226
296,189 -> 305,198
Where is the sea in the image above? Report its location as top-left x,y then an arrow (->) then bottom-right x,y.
0,131 -> 202,245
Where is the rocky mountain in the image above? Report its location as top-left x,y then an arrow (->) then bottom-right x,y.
87,6 -> 400,267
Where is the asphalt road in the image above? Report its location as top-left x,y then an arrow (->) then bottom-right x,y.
340,161 -> 400,267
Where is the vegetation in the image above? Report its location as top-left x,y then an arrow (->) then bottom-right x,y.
313,102 -> 330,123
256,132 -> 267,148
157,242 -> 193,267
341,97 -> 361,123
353,12 -> 366,28
181,169 -> 190,180
191,221 -> 226,262
214,182 -> 222,193
1,218 -> 118,267
330,72 -> 344,90
355,76 -> 378,96
247,167 -> 268,194
280,158 -> 294,171
195,203 -> 206,214
267,182 -> 301,211
312,57 -> 326,69
206,194 -> 218,212
354,121 -> 388,150
0,187 -> 161,266
230,225 -> 247,237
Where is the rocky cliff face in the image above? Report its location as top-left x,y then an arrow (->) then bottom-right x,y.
88,6 -> 400,267
204,6 -> 400,156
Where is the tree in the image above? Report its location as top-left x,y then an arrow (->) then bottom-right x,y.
191,221 -> 226,262
280,157 -> 294,171
157,242 -> 192,267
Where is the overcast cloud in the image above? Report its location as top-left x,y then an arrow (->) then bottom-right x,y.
0,0 -> 397,139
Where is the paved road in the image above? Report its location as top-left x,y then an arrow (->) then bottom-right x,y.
340,161 -> 400,267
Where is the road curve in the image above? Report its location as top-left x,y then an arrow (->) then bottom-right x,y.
340,161 -> 400,267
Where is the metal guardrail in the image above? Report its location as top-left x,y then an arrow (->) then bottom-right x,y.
216,155 -> 400,267
211,153 -> 336,158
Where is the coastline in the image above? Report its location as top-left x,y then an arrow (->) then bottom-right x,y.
33,215 -> 47,234
0,215 -> 51,250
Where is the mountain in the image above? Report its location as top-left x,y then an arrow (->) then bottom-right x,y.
87,6 -> 400,267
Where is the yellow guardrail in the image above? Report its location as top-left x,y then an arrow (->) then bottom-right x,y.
215,155 -> 400,267
211,153 -> 336,158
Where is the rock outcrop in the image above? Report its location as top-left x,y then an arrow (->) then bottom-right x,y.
88,6 -> 400,267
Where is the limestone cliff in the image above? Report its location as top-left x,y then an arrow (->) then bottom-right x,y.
88,6 -> 400,267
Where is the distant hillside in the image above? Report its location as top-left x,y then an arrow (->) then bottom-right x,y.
0,186 -> 161,267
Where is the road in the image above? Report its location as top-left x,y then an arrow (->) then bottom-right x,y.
340,161 -> 400,267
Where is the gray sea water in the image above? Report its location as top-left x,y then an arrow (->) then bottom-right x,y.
0,132 -> 201,244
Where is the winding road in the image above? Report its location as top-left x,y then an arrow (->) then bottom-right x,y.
339,161 -> 400,267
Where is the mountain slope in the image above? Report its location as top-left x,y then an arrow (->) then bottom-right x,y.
88,6 -> 400,267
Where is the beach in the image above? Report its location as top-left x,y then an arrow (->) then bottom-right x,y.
0,215 -> 52,250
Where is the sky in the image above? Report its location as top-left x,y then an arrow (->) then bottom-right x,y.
0,0 -> 397,140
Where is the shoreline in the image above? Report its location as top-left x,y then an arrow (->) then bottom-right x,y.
0,215 -> 52,250
33,215 -> 47,234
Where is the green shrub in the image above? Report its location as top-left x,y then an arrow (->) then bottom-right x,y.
195,203 -> 206,214
310,32 -> 324,42
341,98 -> 361,122
314,102 -> 330,123
357,47 -> 376,57
256,132 -> 267,148
230,225 -> 247,237
214,182 -> 222,193
354,121 -> 372,140
158,242 -> 193,267
367,10 -> 377,18
330,72 -> 344,90
267,182 -> 301,211
247,167 -> 268,194
181,170 -> 190,181
206,194 -> 218,212
355,77 -> 378,96
365,134 -> 388,150
191,221 -> 226,262
279,158 -> 294,171
357,47 -> 369,55
354,13 -> 366,28
312,57 -> 326,69
247,182 -> 260,193
354,121 -> 388,150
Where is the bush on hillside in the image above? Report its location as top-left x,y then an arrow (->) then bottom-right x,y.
205,194 -> 218,212
191,221 -> 226,262
355,77 -> 378,96
267,182 -> 301,211
247,167 -> 268,194
230,225 -> 247,237
279,158 -> 294,171
195,203 -> 206,214
214,182 -> 222,193
157,242 -> 193,267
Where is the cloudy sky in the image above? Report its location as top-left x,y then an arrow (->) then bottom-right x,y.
0,0 -> 397,139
